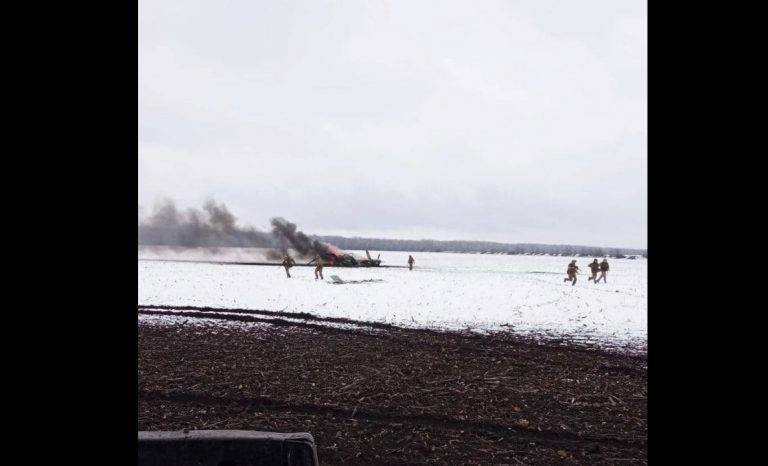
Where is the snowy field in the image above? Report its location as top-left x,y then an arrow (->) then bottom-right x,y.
138,248 -> 646,349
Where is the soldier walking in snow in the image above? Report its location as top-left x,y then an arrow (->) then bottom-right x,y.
281,254 -> 295,278
408,255 -> 415,270
314,254 -> 324,280
587,259 -> 600,282
564,260 -> 579,285
595,258 -> 610,283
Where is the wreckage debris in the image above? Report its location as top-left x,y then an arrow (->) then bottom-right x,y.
329,275 -> 385,285
270,217 -> 381,267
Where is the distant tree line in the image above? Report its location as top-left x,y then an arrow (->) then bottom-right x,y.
138,224 -> 645,258
315,236 -> 646,258
137,200 -> 646,257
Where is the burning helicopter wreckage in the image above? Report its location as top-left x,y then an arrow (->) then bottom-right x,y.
270,217 -> 382,267
308,247 -> 382,267
137,202 -> 390,268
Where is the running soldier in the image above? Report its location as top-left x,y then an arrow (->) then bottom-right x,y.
595,258 -> 610,283
314,254 -> 324,280
587,259 -> 600,282
408,255 -> 415,270
564,260 -> 579,285
281,254 -> 295,278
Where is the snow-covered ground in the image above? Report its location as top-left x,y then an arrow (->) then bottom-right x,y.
138,248 -> 646,348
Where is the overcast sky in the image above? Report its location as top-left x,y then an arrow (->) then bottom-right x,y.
139,0 -> 646,248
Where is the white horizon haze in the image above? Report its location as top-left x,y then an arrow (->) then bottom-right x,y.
139,0 -> 647,249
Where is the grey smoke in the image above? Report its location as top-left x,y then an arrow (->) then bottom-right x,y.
138,199 -> 646,257
138,198 -> 274,249
137,199 -> 339,257
269,217 -> 333,258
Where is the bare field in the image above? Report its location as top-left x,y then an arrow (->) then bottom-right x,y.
138,312 -> 647,465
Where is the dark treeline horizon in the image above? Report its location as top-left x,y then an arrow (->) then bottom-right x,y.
314,236 -> 646,257
138,199 -> 647,257
138,229 -> 646,257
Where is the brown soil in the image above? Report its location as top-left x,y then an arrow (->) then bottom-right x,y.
138,307 -> 646,465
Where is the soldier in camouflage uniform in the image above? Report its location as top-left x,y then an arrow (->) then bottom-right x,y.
314,254 -> 324,280
281,254 -> 295,278
595,258 -> 610,283
587,259 -> 600,282
564,260 -> 579,285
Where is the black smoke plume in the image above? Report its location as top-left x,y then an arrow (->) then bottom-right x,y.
138,198 -> 274,249
138,200 -> 647,258
269,217 -> 332,258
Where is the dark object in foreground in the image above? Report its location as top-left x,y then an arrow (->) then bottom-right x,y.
138,430 -> 319,466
